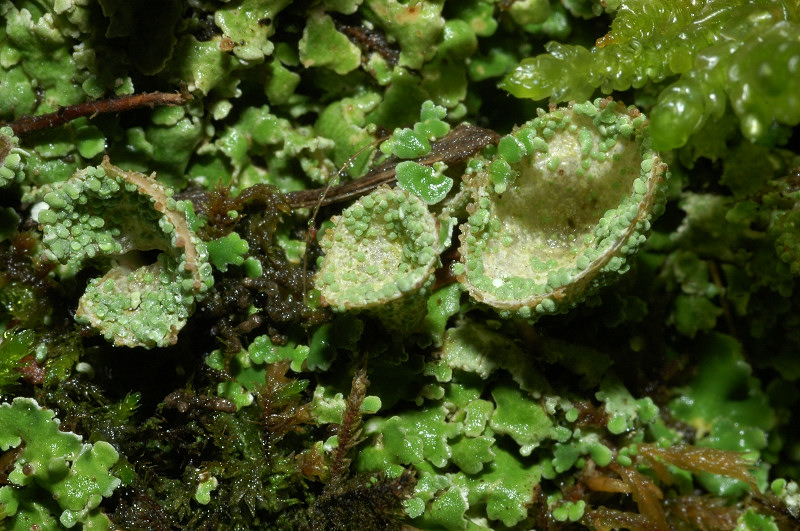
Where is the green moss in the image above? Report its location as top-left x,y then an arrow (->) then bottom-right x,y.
502,1 -> 800,149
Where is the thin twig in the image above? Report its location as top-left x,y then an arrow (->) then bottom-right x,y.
285,123 -> 501,209
4,91 -> 192,136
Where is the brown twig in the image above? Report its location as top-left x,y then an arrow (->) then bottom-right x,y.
4,91 -> 192,136
285,123 -> 501,209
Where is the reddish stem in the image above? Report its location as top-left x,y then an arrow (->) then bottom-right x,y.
4,91 -> 191,136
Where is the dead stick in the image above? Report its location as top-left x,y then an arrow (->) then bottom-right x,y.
4,91 -> 191,136
285,123 -> 500,209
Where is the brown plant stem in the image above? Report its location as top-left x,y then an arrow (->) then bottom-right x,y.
3,91 -> 191,136
285,123 -> 501,209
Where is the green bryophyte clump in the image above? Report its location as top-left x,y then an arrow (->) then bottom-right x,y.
501,0 -> 800,149
0,397 -> 120,529
314,186 -> 440,331
206,334 -> 311,410
457,98 -> 666,318
35,158 -> 213,348
0,127 -> 26,187
0,329 -> 34,398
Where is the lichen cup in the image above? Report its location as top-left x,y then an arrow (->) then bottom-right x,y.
35,159 -> 213,348
456,98 -> 667,318
314,185 -> 440,332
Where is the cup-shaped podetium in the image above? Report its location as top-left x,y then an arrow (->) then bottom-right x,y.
314,186 -> 440,330
36,158 -> 213,348
456,98 -> 667,318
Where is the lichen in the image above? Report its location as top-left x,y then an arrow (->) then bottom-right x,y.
315,186 -> 441,319
35,158 -> 213,348
457,98 -> 666,317
1,1 -> 799,529
0,127 -> 26,188
0,397 -> 120,529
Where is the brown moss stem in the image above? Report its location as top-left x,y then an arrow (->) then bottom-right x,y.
326,367 -> 369,488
